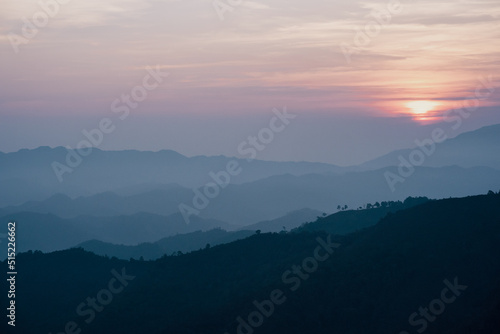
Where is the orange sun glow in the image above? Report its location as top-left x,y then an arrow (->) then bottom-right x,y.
406,100 -> 440,115
404,100 -> 442,122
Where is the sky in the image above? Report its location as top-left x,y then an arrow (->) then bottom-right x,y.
0,0 -> 499,166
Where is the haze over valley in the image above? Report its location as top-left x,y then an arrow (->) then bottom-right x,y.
1,0 -> 500,333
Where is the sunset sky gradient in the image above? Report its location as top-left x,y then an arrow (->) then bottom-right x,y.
1,0 -> 499,165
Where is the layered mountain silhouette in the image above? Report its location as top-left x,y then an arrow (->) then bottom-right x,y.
357,123 -> 500,170
3,192 -> 499,334
0,208 -> 321,257
2,165 -> 499,225
77,228 -> 256,260
1,124 -> 499,209
0,211 -> 232,254
241,208 -> 322,233
72,200 -> 428,261
1,124 -> 499,260
0,146 -> 342,206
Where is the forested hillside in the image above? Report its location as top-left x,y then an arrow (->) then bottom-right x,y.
3,192 -> 499,334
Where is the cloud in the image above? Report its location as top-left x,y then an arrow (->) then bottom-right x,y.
0,0 -> 499,121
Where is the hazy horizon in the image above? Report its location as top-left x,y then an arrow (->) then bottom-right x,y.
1,113 -> 499,166
2,0 -> 500,165
1,1 -> 500,331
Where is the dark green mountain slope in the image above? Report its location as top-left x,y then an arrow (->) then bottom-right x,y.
0,211 -> 232,254
295,196 -> 429,235
77,228 -> 255,260
2,192 -> 499,334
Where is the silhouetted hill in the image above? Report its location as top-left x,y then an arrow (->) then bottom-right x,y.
0,211 -> 232,254
242,208 -> 323,233
78,228 -> 256,260
3,192 -> 500,333
295,196 -> 430,235
0,212 -> 93,253
2,165 -> 499,225
77,239 -> 164,260
0,187 -> 192,218
2,124 -> 498,208
0,146 -> 343,206
358,123 -> 500,170
199,165 -> 500,224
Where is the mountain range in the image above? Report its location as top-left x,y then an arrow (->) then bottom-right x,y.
1,124 -> 499,252
1,124 -> 499,209
3,192 -> 499,334
2,165 -> 499,226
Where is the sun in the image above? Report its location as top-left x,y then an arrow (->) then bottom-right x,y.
406,100 -> 440,115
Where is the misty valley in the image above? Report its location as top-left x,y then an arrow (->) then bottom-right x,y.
2,2 -> 500,331
1,124 -> 500,333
